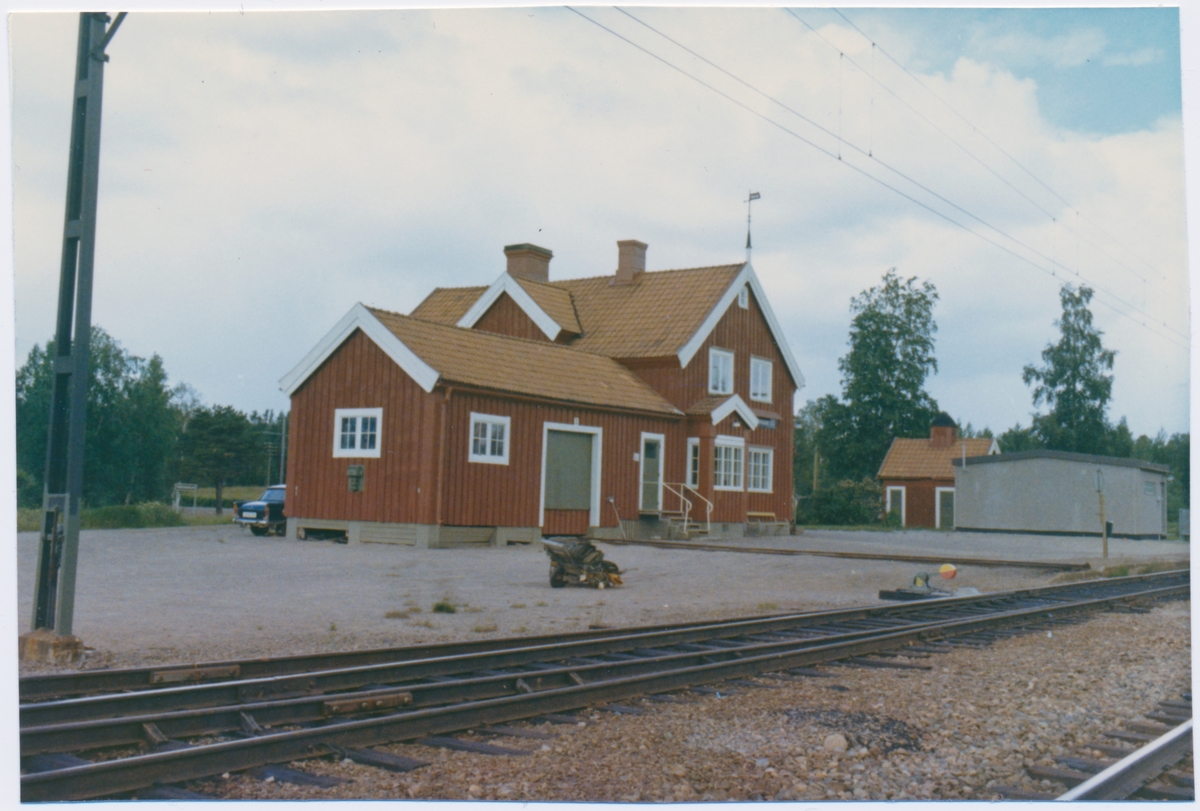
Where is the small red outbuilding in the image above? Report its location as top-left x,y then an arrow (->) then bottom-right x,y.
876,414 -> 999,529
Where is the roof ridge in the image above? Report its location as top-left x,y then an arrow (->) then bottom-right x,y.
548,263 -> 746,286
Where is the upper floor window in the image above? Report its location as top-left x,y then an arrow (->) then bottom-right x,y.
714,436 -> 744,490
469,412 -> 510,465
750,357 -> 773,403
747,447 -> 773,492
709,348 -> 734,395
333,407 -> 382,458
737,286 -> 749,309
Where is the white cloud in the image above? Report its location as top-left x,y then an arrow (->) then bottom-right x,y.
1104,47 -> 1163,67
10,8 -> 1189,437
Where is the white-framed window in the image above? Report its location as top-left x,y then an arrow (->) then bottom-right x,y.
709,347 -> 734,395
686,438 -> 700,488
750,357 -> 773,403
737,286 -> 749,309
333,408 -> 383,458
886,486 -> 906,526
714,435 -> 744,490
747,447 -> 773,492
469,412 -> 511,465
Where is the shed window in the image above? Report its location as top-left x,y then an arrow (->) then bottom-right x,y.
687,438 -> 700,488
738,286 -> 749,309
333,408 -> 382,458
750,357 -> 772,403
709,348 -> 734,395
469,413 -> 510,465
747,447 -> 773,492
714,436 -> 744,490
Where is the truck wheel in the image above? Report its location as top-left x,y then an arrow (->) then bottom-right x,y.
250,526 -> 269,537
549,566 -> 567,588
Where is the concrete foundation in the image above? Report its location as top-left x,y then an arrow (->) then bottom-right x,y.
286,518 -> 541,548
19,628 -> 85,666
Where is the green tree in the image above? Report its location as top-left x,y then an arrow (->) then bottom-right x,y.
792,399 -> 823,501
177,405 -> 262,514
1022,285 -> 1115,454
15,328 -> 180,507
817,270 -> 941,481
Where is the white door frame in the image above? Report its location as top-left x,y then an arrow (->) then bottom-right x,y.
935,486 -> 955,529
886,486 -> 906,527
540,422 -> 603,528
639,432 -> 665,512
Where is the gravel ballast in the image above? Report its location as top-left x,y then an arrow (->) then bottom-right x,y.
189,600 -> 1191,801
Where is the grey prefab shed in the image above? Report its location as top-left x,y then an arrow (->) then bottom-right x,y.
952,450 -> 1170,540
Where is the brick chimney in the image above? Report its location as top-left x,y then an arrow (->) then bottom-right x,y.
504,243 -> 553,283
613,239 -> 648,285
930,412 -> 957,448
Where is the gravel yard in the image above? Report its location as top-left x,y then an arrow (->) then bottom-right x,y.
16,525 -> 1189,671
190,600 -> 1192,802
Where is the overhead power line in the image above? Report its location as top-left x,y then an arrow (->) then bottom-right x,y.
830,7 -> 1172,288
586,8 -> 1186,349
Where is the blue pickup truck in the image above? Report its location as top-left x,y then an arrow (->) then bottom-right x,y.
233,485 -> 287,536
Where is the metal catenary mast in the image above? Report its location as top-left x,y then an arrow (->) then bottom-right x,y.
25,12 -> 126,661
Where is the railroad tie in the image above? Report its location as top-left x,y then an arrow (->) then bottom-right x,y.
528,713 -> 582,725
690,686 -> 735,697
415,736 -> 529,756
1025,764 -> 1091,787
835,657 -> 932,671
1146,711 -> 1191,725
339,747 -> 429,772
23,752 -> 91,773
782,667 -> 837,678
727,678 -> 779,688
248,765 -> 350,787
990,785 -> 1058,801
1123,720 -> 1175,736
644,693 -> 690,703
1166,771 -> 1195,789
1078,742 -> 1136,759
1054,755 -> 1112,774
592,704 -> 647,715
134,784 -> 213,800
475,726 -> 557,740
1135,783 -> 1195,801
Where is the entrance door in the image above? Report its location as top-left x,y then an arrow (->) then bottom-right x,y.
641,436 -> 662,512
937,488 -> 955,529
544,430 -> 593,535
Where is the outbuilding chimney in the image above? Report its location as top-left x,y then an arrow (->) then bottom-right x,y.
504,243 -> 553,283
613,239 -> 648,285
929,412 -> 958,448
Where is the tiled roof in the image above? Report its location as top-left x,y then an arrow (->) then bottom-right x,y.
367,307 -> 681,416
554,264 -> 745,357
515,278 -> 581,335
878,437 -> 997,480
685,395 -> 727,416
410,286 -> 486,325
410,264 -> 746,358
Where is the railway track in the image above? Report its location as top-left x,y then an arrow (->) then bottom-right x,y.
995,693 -> 1194,801
20,570 -> 1188,801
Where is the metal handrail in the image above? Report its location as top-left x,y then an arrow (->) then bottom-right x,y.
663,482 -> 712,534
662,483 -> 693,528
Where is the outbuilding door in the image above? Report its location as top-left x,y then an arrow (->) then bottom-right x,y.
543,430 -> 593,535
937,488 -> 955,530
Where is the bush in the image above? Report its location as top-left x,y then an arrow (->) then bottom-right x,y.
80,502 -> 185,530
797,478 -> 884,526
432,599 -> 457,614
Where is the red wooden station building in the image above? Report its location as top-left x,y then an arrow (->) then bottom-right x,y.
279,240 -> 803,547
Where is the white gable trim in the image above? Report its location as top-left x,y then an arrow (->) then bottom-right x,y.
279,303 -> 441,396
710,394 -> 759,430
456,273 -> 562,341
676,263 -> 805,390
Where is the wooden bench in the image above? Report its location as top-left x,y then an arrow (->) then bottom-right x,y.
746,511 -> 790,536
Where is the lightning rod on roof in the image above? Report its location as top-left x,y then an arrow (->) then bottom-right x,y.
745,191 -> 760,261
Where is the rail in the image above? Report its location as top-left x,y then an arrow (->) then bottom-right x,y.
18,573 -> 1189,801
662,482 -> 711,534
1057,719 -> 1193,801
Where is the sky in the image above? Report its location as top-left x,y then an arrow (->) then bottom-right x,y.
6,4 -> 1192,440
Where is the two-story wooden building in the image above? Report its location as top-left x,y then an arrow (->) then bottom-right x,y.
279,240 -> 803,546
